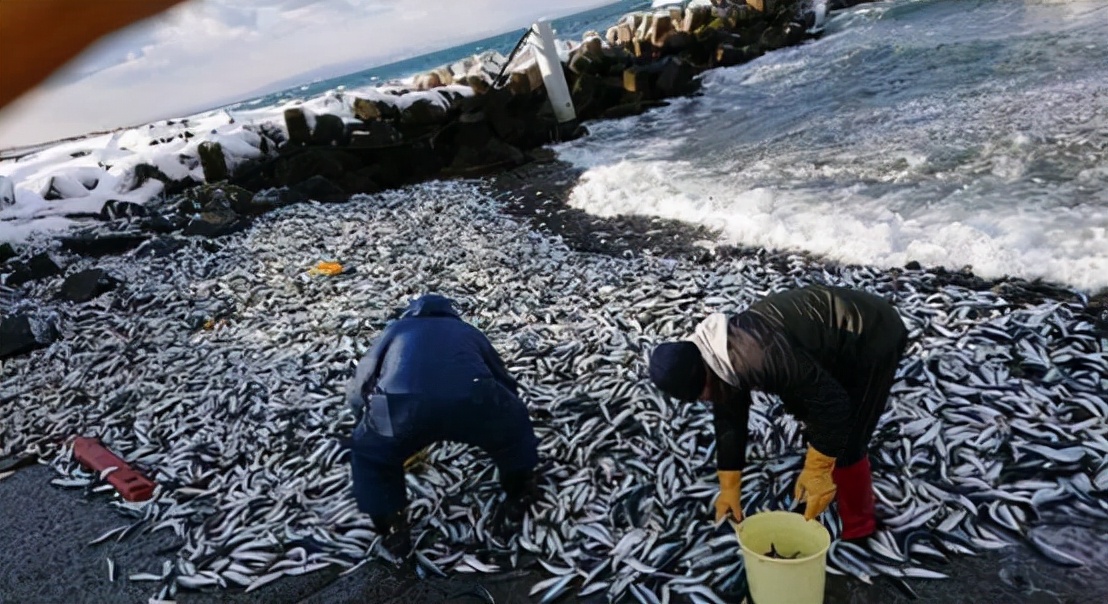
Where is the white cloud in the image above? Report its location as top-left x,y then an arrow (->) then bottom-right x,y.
0,0 -> 617,149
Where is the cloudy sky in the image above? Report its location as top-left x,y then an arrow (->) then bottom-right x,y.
0,0 -> 616,149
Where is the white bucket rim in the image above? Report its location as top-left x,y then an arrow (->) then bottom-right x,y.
735,511 -> 831,565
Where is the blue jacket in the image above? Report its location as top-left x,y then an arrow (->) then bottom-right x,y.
345,294 -> 519,418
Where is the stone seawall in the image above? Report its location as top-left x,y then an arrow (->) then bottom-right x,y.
87,0 -> 861,242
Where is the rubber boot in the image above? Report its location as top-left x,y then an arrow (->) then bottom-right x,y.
371,510 -> 411,559
832,456 -> 877,541
499,469 -> 539,526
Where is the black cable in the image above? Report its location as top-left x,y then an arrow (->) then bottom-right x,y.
493,26 -> 536,89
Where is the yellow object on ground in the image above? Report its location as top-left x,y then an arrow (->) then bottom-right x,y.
735,511 -> 831,604
794,446 -> 837,520
310,261 -> 344,276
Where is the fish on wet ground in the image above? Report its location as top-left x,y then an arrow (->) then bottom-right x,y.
1,181 -> 1105,602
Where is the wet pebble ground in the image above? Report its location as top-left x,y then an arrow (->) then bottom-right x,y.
2,163 -> 1108,603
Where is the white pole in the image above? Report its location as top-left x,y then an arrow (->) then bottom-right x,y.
532,19 -> 577,124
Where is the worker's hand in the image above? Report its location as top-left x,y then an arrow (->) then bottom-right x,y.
714,470 -> 743,523
794,446 -> 837,521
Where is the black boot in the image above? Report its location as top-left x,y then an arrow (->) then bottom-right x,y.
498,469 -> 539,527
501,469 -> 539,501
371,510 -> 412,559
505,468 -> 539,498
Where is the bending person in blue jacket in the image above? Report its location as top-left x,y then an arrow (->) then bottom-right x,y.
345,294 -> 539,555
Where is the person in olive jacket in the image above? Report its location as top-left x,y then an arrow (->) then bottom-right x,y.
648,285 -> 908,541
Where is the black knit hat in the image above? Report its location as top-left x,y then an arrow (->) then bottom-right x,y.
649,341 -> 706,402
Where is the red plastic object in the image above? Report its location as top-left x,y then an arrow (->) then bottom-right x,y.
72,437 -> 156,502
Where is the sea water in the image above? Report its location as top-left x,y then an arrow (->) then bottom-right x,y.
553,0 -> 1108,291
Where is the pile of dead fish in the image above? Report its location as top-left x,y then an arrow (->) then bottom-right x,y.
1,180 -> 1106,603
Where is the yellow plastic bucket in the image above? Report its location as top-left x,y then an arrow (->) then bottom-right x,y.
735,511 -> 831,604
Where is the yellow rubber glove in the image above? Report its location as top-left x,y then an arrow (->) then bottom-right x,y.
403,447 -> 430,473
714,470 -> 743,523
795,446 -> 837,520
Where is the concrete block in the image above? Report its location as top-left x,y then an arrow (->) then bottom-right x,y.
197,141 -> 228,182
283,108 -> 312,146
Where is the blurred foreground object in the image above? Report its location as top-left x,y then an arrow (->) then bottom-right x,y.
0,0 -> 186,110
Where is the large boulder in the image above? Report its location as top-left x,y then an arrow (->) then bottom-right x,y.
5,253 -> 61,287
506,61 -> 544,96
0,313 -> 56,359
400,98 -> 449,126
352,97 -> 401,122
244,187 -> 307,214
649,14 -> 676,47
655,57 -> 700,97
412,71 -> 444,91
183,189 -> 249,237
177,183 -> 254,215
0,175 -> 14,208
760,25 -> 788,51
0,243 -> 15,264
338,169 -> 382,196
568,38 -> 607,77
446,136 -> 526,176
482,88 -> 536,146
141,213 -> 189,234
745,0 -> 778,13
132,236 -> 188,259
346,121 -> 403,148
58,269 -> 119,302
681,5 -> 713,33
99,199 -> 148,221
572,73 -> 626,121
130,163 -> 200,197
198,141 -> 229,183
311,114 -> 347,146
42,174 -> 91,201
276,148 -> 361,187
283,108 -> 313,146
372,138 -> 448,184
660,31 -> 697,58
0,314 -> 38,359
783,21 -> 809,46
623,65 -> 659,96
60,233 -> 149,257
184,211 -> 249,238
290,176 -> 347,203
